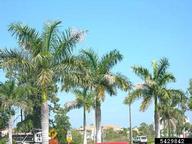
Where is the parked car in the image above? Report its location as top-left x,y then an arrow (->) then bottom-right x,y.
133,136 -> 147,144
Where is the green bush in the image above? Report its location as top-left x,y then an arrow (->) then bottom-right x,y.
71,130 -> 83,144
0,137 -> 8,144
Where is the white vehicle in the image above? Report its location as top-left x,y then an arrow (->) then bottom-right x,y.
133,136 -> 147,144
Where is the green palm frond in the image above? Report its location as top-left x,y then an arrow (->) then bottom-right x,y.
8,23 -> 41,54
114,73 -> 131,91
140,95 -> 153,111
169,89 -> 187,109
37,69 -> 53,86
81,49 -> 98,70
156,58 -> 170,80
99,49 -> 123,73
0,48 -> 32,73
132,66 -> 152,81
124,89 -> 143,104
158,73 -> 176,85
60,68 -> 92,92
103,83 -> 117,98
0,81 -> 33,113
65,88 -> 94,112
54,29 -> 85,62
61,76 -> 80,92
74,88 -> 95,109
55,56 -> 83,76
42,20 -> 61,51
157,88 -> 171,102
159,89 -> 186,106
152,59 -> 158,79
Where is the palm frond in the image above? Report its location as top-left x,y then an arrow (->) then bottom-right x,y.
37,69 -> 53,86
140,95 -> 153,111
132,66 -> 152,81
73,88 -> 94,111
114,73 -> 131,91
124,89 -> 143,104
42,20 -> 61,51
54,29 -> 86,62
103,83 -> 117,99
60,69 -> 92,92
0,80 -> 33,113
81,49 -> 98,70
156,57 -> 169,79
99,49 -> 123,73
0,48 -> 32,73
64,100 -> 82,111
8,23 -> 41,53
152,59 -> 158,79
54,56 -> 83,75
158,73 -> 176,85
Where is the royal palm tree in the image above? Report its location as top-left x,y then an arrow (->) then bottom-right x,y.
160,106 -> 185,137
159,90 -> 186,137
74,49 -> 130,143
0,21 -> 84,144
126,58 -> 181,138
124,91 -> 133,144
65,88 -> 94,144
0,81 -> 31,144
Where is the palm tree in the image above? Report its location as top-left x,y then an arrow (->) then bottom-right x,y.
160,106 -> 185,137
0,81 -> 31,144
74,49 -> 130,143
0,21 -> 84,144
126,58 -> 181,138
159,90 -> 186,137
124,91 -> 133,144
65,88 -> 94,144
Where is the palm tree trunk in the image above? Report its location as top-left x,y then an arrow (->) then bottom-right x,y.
168,119 -> 171,137
20,109 -> 23,121
95,100 -> 102,143
154,96 -> 160,138
41,100 -> 49,144
129,104 -> 132,144
8,116 -> 13,144
83,105 -> 87,144
163,120 -> 166,137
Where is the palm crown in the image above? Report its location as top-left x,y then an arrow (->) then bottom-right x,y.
0,21 -> 84,144
125,58 -> 185,138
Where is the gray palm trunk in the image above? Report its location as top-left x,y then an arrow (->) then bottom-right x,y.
41,101 -> 49,144
154,96 -> 160,138
154,112 -> 160,138
8,116 -> 13,144
129,104 -> 132,144
83,106 -> 87,144
95,101 -> 102,143
163,120 -> 167,137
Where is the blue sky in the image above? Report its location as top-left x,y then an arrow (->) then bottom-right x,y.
0,0 -> 192,128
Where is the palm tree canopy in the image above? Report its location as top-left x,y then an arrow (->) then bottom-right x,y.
126,58 -> 182,111
64,89 -> 95,112
0,21 -> 85,99
0,81 -> 32,114
70,49 -> 131,101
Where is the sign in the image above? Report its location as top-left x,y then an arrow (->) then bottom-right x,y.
66,131 -> 72,143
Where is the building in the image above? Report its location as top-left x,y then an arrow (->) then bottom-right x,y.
76,124 -> 123,141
